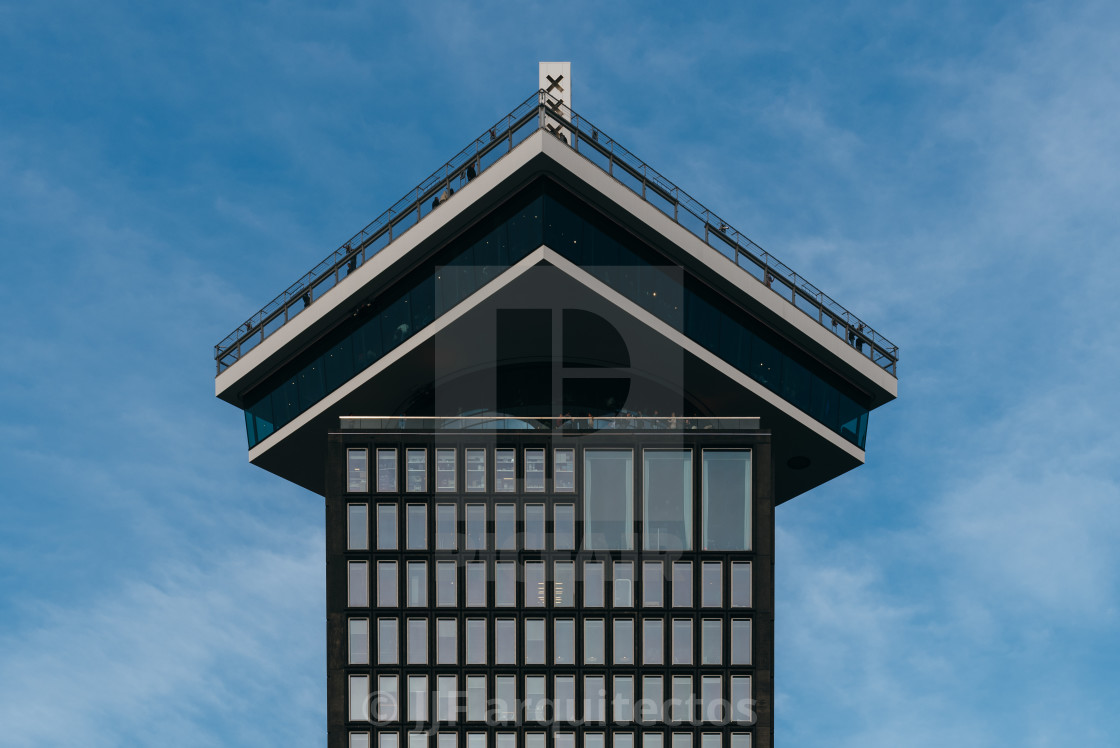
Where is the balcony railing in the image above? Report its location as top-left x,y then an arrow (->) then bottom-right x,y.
215,91 -> 898,377
338,416 -> 762,432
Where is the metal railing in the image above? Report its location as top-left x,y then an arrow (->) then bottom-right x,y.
215,91 -> 898,377
339,415 -> 762,432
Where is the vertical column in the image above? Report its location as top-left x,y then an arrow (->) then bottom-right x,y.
539,61 -> 572,144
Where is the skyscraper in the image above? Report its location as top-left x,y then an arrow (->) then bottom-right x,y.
215,65 -> 897,748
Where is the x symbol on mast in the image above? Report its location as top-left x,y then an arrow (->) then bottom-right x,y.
545,74 -> 565,94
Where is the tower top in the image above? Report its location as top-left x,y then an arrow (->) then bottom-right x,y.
539,61 -> 571,110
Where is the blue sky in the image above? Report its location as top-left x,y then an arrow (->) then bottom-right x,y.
2,1 -> 1119,745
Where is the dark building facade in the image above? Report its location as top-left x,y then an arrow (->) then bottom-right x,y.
215,84 -> 897,748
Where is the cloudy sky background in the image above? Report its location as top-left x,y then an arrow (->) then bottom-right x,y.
2,1 -> 1119,745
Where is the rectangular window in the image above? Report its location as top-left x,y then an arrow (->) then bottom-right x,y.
347,449 -> 368,493
466,618 -> 486,665
407,618 -> 428,664
701,677 -> 722,723
466,562 -> 487,607
613,676 -> 634,722
407,561 -> 428,607
348,561 -> 368,607
672,736 -> 691,748
672,619 -> 693,665
584,562 -> 605,607
672,562 -> 692,607
731,677 -> 752,723
436,504 -> 457,550
701,736 -> 720,748
701,563 -> 722,607
642,736 -> 662,748
409,735 -> 428,748
377,449 -> 397,492
439,736 -> 456,748
641,676 -> 663,722
524,505 -> 545,549
381,735 -> 399,748
702,451 -> 751,550
554,562 -> 575,607
496,618 -> 517,664
466,676 -> 486,721
436,561 -> 457,607
554,619 -> 575,664
351,733 -> 371,748
495,448 -> 516,492
525,619 -> 546,664
497,735 -> 516,748
584,619 -> 605,664
731,562 -> 752,608
406,448 -> 427,492
701,619 -> 722,665
525,676 -> 546,721
349,674 -> 370,722
495,562 -> 516,606
555,676 -> 575,721
378,618 -> 398,664
586,735 -> 605,748
406,504 -> 427,550
643,450 -> 692,550
377,504 -> 398,549
613,619 -> 634,664
555,735 -> 574,748
466,504 -> 487,549
436,675 -> 458,721
524,562 -> 546,607
377,561 -> 397,607
643,619 -> 664,664
495,677 -> 517,721
614,562 -> 634,607
643,561 -> 663,607
554,448 -> 575,492
584,450 -> 633,549
436,448 -> 457,492
495,504 -> 517,549
614,735 -> 634,748
584,675 -> 606,722
377,675 -> 399,722
408,675 -> 428,721
465,448 -> 486,492
730,737 -> 750,748
436,618 -> 457,664
348,618 -> 369,665
554,504 -> 575,550
731,619 -> 752,665
671,676 -> 692,723
525,448 -> 546,492
468,735 -> 486,748
348,504 -> 369,549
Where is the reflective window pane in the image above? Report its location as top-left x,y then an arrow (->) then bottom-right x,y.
495,562 -> 517,606
496,618 -> 517,664
407,561 -> 427,607
349,675 -> 370,721
495,677 -> 517,721
376,504 -> 398,549
466,619 -> 486,665
348,618 -> 369,665
465,448 -> 486,492
495,449 -> 516,492
672,562 -> 692,607
378,618 -> 399,664
348,504 -> 369,549
554,448 -> 575,492
702,451 -> 751,550
643,561 -> 663,607
671,676 -> 692,722
437,561 -> 457,607
436,504 -> 457,550
613,676 -> 634,722
407,504 -> 427,549
466,562 -> 487,607
641,676 -> 663,721
584,619 -> 605,664
525,448 -> 546,492
377,561 -> 397,607
584,562 -> 605,607
467,676 -> 486,721
377,449 -> 397,492
435,448 -> 457,492
525,619 -> 546,664
437,676 -> 457,721
377,676 -> 399,721
554,562 -> 575,607
701,562 -> 722,607
351,734 -> 371,748
701,677 -> 723,723
408,675 -> 428,721
614,735 -> 634,748
437,618 -> 457,664
495,504 -> 517,549
672,736 -> 691,748
525,505 -> 545,549
584,450 -> 633,549
525,676 -> 546,721
555,676 -> 575,721
613,562 -> 634,607
554,619 -> 575,664
672,619 -> 693,665
407,619 -> 428,664
554,504 -> 575,550
731,619 -> 752,665
731,563 -> 752,608
348,561 -> 368,607
584,675 -> 606,722
524,562 -> 546,607
643,450 -> 692,550
643,618 -> 664,664
731,677 -> 752,723
613,619 -> 634,664
406,449 -> 427,492
466,504 -> 486,549
730,737 -> 750,748
702,619 -> 722,665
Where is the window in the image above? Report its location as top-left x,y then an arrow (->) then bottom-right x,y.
555,735 -> 574,748
584,450 -> 633,549
672,619 -> 693,665
525,449 -> 546,492
347,449 -> 368,492
643,451 -> 692,550
495,448 -> 516,492
408,675 -> 428,721
555,448 -> 575,492
497,735 -> 516,748
702,619 -> 722,665
731,677 -> 752,723
351,734 -> 371,748
702,451 -> 751,550
730,736 -> 750,748
436,448 -> 456,492
495,562 -> 516,606
348,504 -> 369,549
554,619 -> 575,664
466,676 -> 486,721
437,561 -> 457,607
406,504 -> 427,549
382,735 -> 400,748
613,676 -> 634,722
555,676 -> 575,721
584,675 -> 606,722
731,619 -> 752,665
525,676 -> 546,721
672,562 -> 692,607
525,619 -> 546,664
349,674 -> 370,722
466,562 -> 487,607
466,619 -> 486,665
409,735 -> 428,748
496,618 -> 517,664
465,448 -> 486,492
437,676 -> 458,721
436,504 -> 457,550
377,504 -> 397,549
731,563 -> 751,608
701,563 -> 722,607
525,505 -> 545,549
378,675 -> 399,721
377,561 -> 397,607
407,618 -> 428,664
613,619 -> 634,664
378,618 -> 398,664
614,735 -> 634,748
642,561 -> 663,607
349,619 -> 369,664
585,734 -> 605,748
701,677 -> 722,722
671,676 -> 692,723
466,504 -> 486,549
701,737 -> 720,748
584,562 -> 605,607
584,619 -> 605,664
437,618 -> 457,664
495,504 -> 516,549
468,735 -> 486,748
439,734 -> 456,748
495,677 -> 517,721
406,449 -> 427,492
614,562 -> 634,607
348,561 -> 368,607
377,449 -> 397,492
554,562 -> 575,607
554,504 -> 575,550
671,736 -> 691,748
527,734 -> 545,748
407,561 -> 428,607
524,561 -> 546,607
642,736 -> 662,748
643,619 -> 663,664
641,676 -> 663,722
